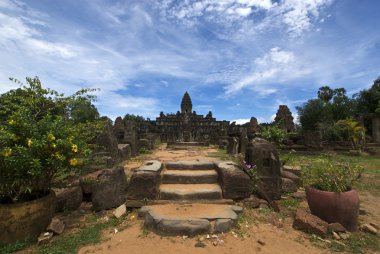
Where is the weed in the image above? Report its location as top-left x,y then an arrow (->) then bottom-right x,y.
0,238 -> 32,254
138,223 -> 151,238
257,208 -> 273,215
279,197 -> 301,210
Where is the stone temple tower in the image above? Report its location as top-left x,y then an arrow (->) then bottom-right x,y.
181,91 -> 192,114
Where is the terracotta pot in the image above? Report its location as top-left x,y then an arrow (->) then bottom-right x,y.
305,187 -> 359,231
0,190 -> 56,245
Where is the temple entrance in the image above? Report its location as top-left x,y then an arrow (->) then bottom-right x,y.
183,131 -> 191,142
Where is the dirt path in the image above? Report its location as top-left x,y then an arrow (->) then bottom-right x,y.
78,145 -> 379,254
79,219 -> 328,254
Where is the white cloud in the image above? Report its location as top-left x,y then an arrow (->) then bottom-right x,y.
155,0 -> 333,38
224,47 -> 311,96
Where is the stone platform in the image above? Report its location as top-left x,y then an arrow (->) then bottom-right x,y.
138,204 -> 242,236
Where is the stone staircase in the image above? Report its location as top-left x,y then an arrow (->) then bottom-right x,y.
127,160 -> 249,236
159,161 -> 223,201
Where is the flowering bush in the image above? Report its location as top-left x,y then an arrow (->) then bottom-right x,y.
238,159 -> 258,191
301,155 -> 363,192
0,77 -> 101,203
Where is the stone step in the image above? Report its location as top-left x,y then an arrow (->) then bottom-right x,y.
159,184 -> 223,200
139,204 -> 242,236
125,199 -> 234,208
165,161 -> 215,170
161,169 -> 218,184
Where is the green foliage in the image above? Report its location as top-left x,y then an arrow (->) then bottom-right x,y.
317,86 -> 335,103
297,86 -> 355,133
139,148 -> 152,154
355,76 -> 380,115
301,156 -> 363,192
123,114 -> 145,124
260,124 -> 286,147
0,77 -> 103,202
336,118 -> 365,150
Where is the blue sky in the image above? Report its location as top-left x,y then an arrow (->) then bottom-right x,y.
0,0 -> 379,124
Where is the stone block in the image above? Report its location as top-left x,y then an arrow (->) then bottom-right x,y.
243,195 -> 260,209
215,161 -> 252,199
328,222 -> 347,233
214,219 -> 235,233
165,160 -> 214,170
54,186 -> 83,212
281,170 -> 301,187
227,137 -> 239,155
118,144 -> 131,161
126,160 -> 163,200
144,214 -> 211,236
245,138 -> 282,200
293,209 -> 328,237
282,178 -> 298,193
46,217 -> 65,235
282,165 -> 302,177
92,166 -> 127,211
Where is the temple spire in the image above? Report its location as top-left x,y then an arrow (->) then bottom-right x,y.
181,91 -> 192,113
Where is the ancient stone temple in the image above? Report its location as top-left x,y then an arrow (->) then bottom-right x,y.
274,105 -> 295,133
155,92 -> 229,143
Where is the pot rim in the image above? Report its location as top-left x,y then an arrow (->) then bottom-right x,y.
305,186 -> 358,194
0,190 -> 55,208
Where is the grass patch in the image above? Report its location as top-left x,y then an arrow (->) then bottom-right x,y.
138,223 -> 151,238
325,233 -> 380,253
279,197 -> 301,210
279,152 -> 380,195
0,238 -> 32,254
32,216 -> 124,254
234,211 -> 256,238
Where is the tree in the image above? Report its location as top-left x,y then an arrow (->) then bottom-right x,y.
318,86 -> 334,103
297,99 -> 328,131
297,86 -> 355,134
354,77 -> 380,114
68,99 -> 100,123
123,114 -> 145,124
337,118 -> 365,150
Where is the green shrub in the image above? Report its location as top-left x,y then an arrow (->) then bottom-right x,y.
301,155 -> 363,192
0,77 -> 101,203
260,125 -> 286,147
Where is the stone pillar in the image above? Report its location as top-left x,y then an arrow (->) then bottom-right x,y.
372,116 -> 380,143
245,138 -> 282,200
227,137 -> 239,155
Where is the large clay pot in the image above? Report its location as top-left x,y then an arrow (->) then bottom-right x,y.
305,187 -> 359,231
0,190 -> 56,245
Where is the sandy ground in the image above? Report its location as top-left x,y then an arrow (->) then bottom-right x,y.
77,145 -> 379,254
79,219 -> 328,254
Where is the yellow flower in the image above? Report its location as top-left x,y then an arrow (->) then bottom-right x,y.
69,158 -> 78,166
48,134 -> 56,142
71,144 -> 78,153
27,138 -> 32,147
67,136 -> 74,142
2,148 -> 12,157
52,143 -> 56,149
8,119 -> 16,125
